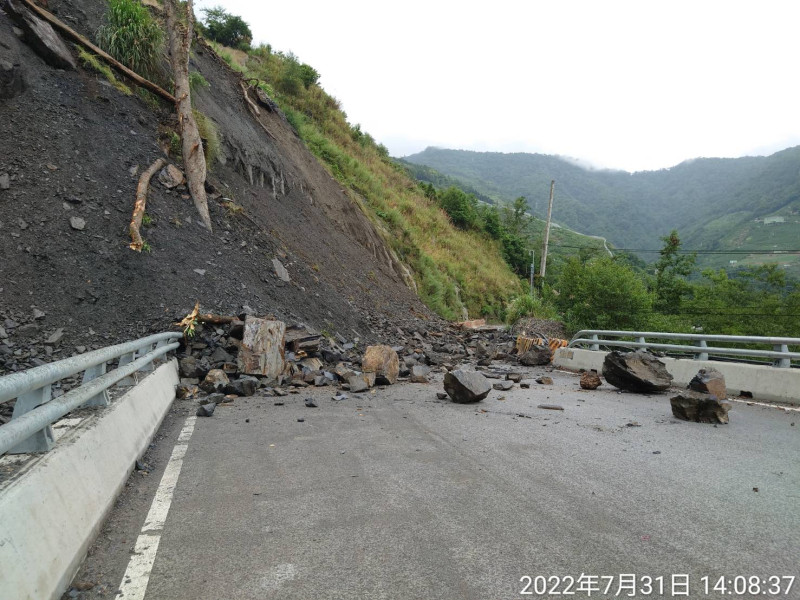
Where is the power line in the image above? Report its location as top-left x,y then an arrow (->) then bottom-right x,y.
551,244 -> 800,255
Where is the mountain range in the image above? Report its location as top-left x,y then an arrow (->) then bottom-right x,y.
402,146 -> 800,275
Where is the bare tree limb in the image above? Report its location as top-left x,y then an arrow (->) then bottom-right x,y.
165,0 -> 212,231
18,0 -> 175,103
239,81 -> 276,141
129,158 -> 166,252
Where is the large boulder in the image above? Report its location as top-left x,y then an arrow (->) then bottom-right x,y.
671,391 -> 731,424
4,0 -> 76,70
602,350 -> 673,393
443,369 -> 491,403
362,345 -> 399,385
688,368 -> 727,400
519,345 -> 551,366
237,316 -> 286,378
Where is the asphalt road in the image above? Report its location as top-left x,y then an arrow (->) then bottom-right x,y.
70,368 -> 800,600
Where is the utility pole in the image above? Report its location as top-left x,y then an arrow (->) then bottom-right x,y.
539,180 -> 555,280
529,250 -> 535,296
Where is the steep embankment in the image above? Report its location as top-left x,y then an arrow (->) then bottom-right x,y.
0,0 -> 439,369
210,41 -> 523,320
404,147 -> 800,275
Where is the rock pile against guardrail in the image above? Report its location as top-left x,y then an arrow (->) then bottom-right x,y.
602,350 -> 673,393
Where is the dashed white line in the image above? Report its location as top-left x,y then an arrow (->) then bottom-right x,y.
115,415 -> 196,600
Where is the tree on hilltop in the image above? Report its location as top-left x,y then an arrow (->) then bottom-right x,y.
201,6 -> 252,49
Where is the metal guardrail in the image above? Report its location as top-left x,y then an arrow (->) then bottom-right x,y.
0,332 -> 182,455
568,330 -> 800,368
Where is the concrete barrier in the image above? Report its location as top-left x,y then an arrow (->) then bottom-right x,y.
554,348 -> 800,406
0,359 -> 179,600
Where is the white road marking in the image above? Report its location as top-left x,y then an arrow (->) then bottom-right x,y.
115,415 -> 196,600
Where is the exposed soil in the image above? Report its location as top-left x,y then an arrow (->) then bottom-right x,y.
0,0 -> 439,376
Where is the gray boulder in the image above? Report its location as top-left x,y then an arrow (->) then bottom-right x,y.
519,345 -> 551,366
602,350 -> 673,393
196,402 -> 216,417
671,391 -> 731,424
443,369 -> 491,403
224,376 -> 259,397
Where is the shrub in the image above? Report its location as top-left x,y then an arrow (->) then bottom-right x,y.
97,0 -> 163,80
555,256 -> 653,333
505,294 -> 559,325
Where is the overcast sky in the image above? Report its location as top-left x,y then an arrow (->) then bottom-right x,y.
195,0 -> 800,173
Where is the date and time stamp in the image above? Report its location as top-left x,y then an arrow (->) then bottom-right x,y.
518,574 -> 796,597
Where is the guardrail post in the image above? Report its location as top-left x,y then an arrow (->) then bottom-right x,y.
136,343 -> 156,373
590,334 -> 600,351
8,385 -> 55,453
636,336 -> 646,349
117,351 -> 138,386
695,339 -> 709,361
774,344 -> 791,368
81,362 -> 110,407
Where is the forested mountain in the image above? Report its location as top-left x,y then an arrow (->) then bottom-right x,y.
403,147 -> 800,274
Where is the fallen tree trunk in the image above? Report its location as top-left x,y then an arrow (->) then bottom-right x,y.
129,158 -> 166,252
164,0 -> 211,231
18,0 -> 175,103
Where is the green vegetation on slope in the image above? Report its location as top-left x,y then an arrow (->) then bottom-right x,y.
200,14 -> 522,320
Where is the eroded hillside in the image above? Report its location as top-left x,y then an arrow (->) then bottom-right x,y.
0,0 -> 444,362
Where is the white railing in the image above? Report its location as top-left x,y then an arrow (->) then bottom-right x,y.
568,330 -> 800,368
0,332 -> 182,455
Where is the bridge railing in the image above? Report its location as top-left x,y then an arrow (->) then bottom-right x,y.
568,330 -> 800,368
0,332 -> 182,455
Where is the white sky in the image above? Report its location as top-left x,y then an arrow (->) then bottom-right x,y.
195,0 -> 800,172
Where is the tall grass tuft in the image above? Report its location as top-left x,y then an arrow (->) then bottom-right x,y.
97,0 -> 163,81
77,47 -> 132,95
193,109 -> 220,169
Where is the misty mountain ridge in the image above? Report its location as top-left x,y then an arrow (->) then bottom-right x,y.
402,146 -> 800,276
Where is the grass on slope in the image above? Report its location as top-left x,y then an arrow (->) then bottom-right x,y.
211,43 -> 522,320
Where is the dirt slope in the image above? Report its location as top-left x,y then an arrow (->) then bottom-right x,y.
0,0 -> 435,373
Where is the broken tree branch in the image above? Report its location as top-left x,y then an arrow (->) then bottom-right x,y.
239,81 -> 261,116
239,81 -> 276,141
18,0 -> 176,103
197,313 -> 236,325
129,158 -> 166,252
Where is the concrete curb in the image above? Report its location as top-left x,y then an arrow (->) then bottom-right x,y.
554,348 -> 799,405
0,359 -> 179,600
